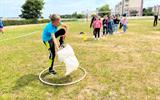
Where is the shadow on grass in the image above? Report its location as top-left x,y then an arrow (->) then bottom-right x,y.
12,72 -> 74,90
12,74 -> 38,91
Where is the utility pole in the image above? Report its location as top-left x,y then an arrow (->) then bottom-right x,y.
158,5 -> 160,16
122,0 -> 124,15
140,0 -> 143,16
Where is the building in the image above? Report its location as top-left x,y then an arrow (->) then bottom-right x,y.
152,5 -> 160,15
115,0 -> 143,16
115,2 -> 123,15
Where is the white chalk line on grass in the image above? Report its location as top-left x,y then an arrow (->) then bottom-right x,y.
0,31 -> 39,42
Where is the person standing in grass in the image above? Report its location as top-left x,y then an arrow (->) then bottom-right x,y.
113,15 -> 120,33
42,14 -> 67,75
112,15 -> 116,33
119,16 -> 124,30
0,19 -> 4,34
120,14 -> 127,31
90,15 -> 98,36
108,16 -> 114,35
102,16 -> 108,36
121,17 -> 128,33
93,17 -> 102,40
153,14 -> 158,27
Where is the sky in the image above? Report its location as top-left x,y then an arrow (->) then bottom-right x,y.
0,0 -> 160,18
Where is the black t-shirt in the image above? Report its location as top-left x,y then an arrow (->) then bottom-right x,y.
103,19 -> 108,27
114,18 -> 120,24
154,15 -> 158,20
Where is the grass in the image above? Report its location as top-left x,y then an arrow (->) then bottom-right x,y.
0,19 -> 160,100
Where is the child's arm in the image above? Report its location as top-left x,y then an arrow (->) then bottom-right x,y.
93,21 -> 95,28
90,17 -> 94,28
100,21 -> 102,28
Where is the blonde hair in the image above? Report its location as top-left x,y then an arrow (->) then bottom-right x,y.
49,14 -> 61,22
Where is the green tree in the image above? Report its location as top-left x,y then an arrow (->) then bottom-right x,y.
76,14 -> 85,19
72,12 -> 78,18
143,7 -> 154,16
19,0 -> 44,19
71,12 -> 85,19
98,4 -> 111,17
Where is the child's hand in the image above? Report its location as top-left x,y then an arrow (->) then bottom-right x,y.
62,24 -> 68,30
56,46 -> 60,51
62,34 -> 66,39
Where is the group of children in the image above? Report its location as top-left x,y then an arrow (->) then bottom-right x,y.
90,15 -> 128,40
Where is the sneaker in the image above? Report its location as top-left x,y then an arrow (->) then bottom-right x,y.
49,69 -> 57,75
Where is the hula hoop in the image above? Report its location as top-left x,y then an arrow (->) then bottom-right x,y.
39,65 -> 87,86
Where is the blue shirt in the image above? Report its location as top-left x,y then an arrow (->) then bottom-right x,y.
42,22 -> 58,42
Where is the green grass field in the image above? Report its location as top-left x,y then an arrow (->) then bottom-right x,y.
0,19 -> 160,100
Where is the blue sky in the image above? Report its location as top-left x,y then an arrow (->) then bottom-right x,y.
0,0 -> 160,18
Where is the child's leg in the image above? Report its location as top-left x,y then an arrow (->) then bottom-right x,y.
112,24 -> 115,33
108,28 -> 110,34
110,27 -> 113,35
0,28 -> 2,33
103,27 -> 106,36
115,24 -> 118,33
106,27 -> 108,35
43,40 -> 56,74
48,40 -> 56,70
153,20 -> 156,27
120,23 -> 123,29
104,27 -> 107,35
123,25 -> 126,32
156,20 -> 158,26
123,25 -> 125,32
94,29 -> 97,38
54,28 -> 66,46
106,27 -> 109,35
98,28 -> 100,38
93,30 -> 95,36
115,25 -> 117,33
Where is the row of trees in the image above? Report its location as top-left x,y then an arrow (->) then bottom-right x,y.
130,8 -> 154,16
61,12 -> 85,19
19,0 -> 156,20
143,7 -> 154,16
